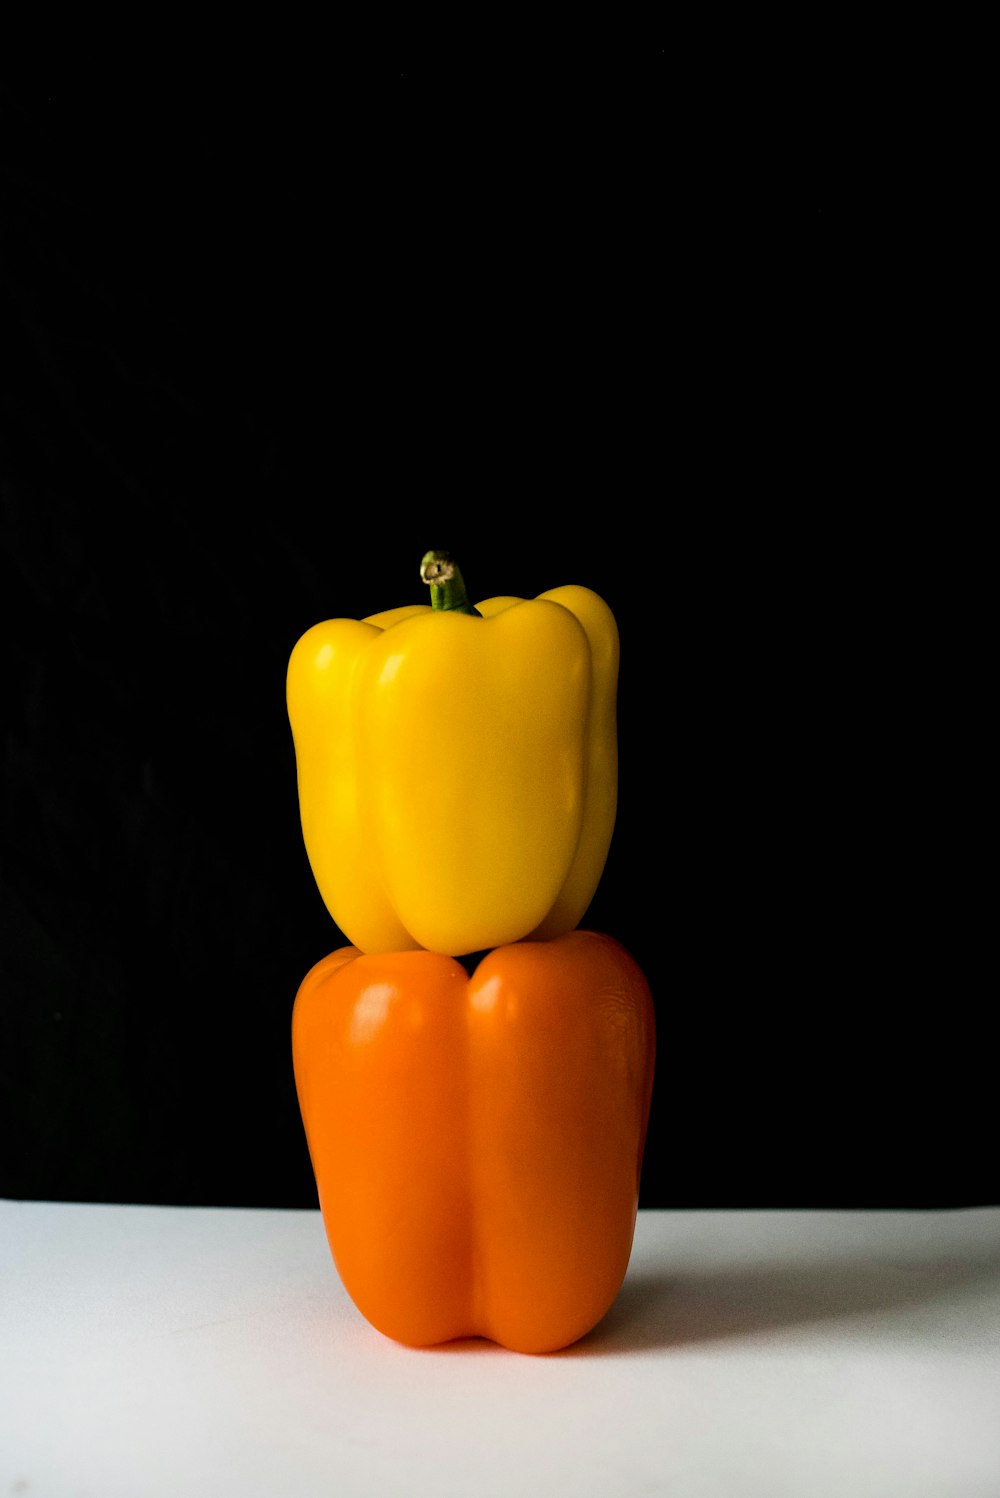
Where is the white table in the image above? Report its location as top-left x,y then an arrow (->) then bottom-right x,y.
2,1201 -> 999,1497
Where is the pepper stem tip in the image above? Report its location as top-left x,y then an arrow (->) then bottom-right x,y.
420,551 -> 482,617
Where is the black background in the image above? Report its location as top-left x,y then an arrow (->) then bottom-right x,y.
1,53 -> 987,1212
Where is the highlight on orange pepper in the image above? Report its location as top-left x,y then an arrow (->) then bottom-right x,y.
292,929 -> 656,1355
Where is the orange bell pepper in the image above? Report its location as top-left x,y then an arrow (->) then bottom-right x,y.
292,929 -> 656,1354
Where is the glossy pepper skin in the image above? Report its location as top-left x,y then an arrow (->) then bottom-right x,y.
286,584 -> 618,956
292,930 -> 656,1354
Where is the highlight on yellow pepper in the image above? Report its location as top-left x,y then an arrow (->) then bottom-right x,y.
286,552 -> 619,956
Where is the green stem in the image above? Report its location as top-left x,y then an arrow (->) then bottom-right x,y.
419,551 -> 482,616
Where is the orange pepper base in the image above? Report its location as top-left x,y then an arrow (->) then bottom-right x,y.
292,930 -> 656,1354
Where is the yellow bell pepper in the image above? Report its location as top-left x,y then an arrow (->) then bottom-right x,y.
286,552 -> 619,956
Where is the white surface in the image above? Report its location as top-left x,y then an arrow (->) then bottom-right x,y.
2,1202 -> 1000,1497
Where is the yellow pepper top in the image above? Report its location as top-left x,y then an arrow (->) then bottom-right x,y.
286,554 -> 618,956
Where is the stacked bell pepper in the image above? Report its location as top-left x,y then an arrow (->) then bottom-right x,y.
287,552 -> 656,1353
